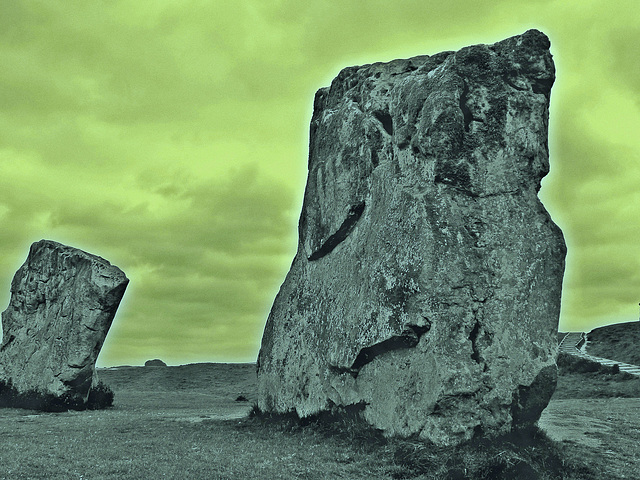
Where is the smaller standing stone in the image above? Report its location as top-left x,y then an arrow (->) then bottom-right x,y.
0,240 -> 128,409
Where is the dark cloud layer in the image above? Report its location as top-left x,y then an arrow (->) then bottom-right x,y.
1,1 -> 638,365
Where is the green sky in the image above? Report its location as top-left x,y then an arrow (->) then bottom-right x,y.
0,1 -> 638,366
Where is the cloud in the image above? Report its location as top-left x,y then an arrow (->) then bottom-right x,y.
0,2 -> 306,364
1,157 -> 297,365
1,0 -> 639,364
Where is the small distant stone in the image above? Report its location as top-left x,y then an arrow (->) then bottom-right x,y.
144,359 -> 167,367
235,395 -> 249,402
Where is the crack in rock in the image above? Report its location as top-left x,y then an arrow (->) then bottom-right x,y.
0,335 -> 16,353
332,323 -> 431,379
469,320 -> 483,364
531,77 -> 554,97
308,202 -> 366,261
458,79 -> 485,132
459,79 -> 474,132
372,109 -> 394,135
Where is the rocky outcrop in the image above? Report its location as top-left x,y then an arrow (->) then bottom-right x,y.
257,30 -> 566,446
145,359 -> 167,367
0,240 -> 128,409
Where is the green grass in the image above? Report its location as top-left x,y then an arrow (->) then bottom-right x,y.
0,406 -> 394,479
0,361 -> 637,479
0,413 -> 608,480
245,407 -> 596,480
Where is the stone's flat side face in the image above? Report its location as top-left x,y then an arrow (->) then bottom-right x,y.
0,240 -> 128,405
257,30 -> 566,446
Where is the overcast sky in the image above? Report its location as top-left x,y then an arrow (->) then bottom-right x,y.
0,1 -> 638,366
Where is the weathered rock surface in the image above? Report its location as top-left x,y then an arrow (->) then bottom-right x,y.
0,240 -> 128,409
257,30 -> 566,445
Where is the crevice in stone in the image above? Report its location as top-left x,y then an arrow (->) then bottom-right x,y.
373,110 -> 394,135
458,79 -> 484,132
459,79 -> 473,132
0,335 -> 16,352
308,202 -> 366,261
397,139 -> 409,150
476,189 -> 520,198
434,159 -> 472,193
470,320 -> 483,364
328,364 -> 359,377
503,75 -> 528,92
333,323 -> 431,379
370,149 -> 379,168
531,77 -> 554,97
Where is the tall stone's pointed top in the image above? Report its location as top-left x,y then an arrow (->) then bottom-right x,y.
258,30 -> 565,446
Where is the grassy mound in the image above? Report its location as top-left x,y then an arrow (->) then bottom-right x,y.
553,353 -> 640,399
556,352 -> 628,375
587,322 -> 640,365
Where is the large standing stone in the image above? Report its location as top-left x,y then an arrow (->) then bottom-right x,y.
0,240 -> 128,408
257,30 -> 566,446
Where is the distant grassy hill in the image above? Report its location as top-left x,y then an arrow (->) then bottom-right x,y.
586,321 -> 640,365
97,362 -> 257,412
554,352 -> 640,399
99,362 -> 256,393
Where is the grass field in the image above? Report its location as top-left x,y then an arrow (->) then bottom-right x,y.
0,361 -> 638,479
